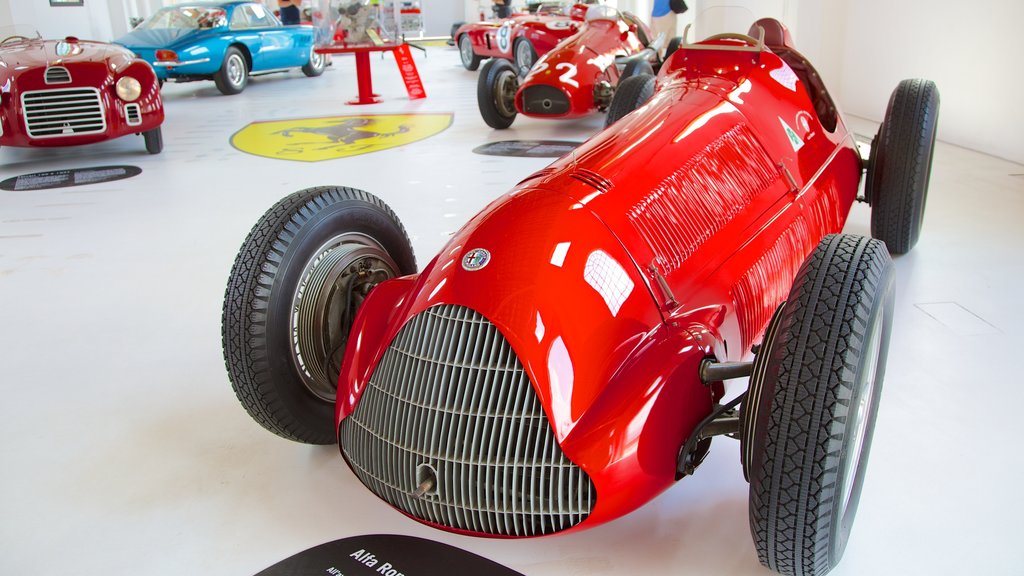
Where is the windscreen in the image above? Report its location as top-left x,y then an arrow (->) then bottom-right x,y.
137,7 -> 228,30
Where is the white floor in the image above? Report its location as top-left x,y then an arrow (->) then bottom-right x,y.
2,46 -> 1022,575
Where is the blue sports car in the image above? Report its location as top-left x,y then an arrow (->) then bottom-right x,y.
116,1 -> 325,95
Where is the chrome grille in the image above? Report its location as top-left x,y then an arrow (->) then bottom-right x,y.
45,66 -> 71,84
22,88 -> 105,138
340,304 -> 596,536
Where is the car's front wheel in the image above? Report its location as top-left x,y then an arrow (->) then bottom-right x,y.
747,233 -> 894,576
214,46 -> 249,95
222,186 -> 416,444
477,58 -> 518,129
143,127 -> 162,154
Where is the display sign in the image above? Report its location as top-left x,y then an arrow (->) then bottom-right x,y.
393,43 -> 425,99
231,113 -> 451,161
0,166 -> 141,191
254,534 -> 523,576
473,140 -> 581,158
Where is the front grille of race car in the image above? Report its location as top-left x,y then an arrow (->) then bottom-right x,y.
22,88 -> 106,138
521,84 -> 570,115
339,304 -> 596,537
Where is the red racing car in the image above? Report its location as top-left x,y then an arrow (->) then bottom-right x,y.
454,3 -> 589,73
0,35 -> 164,154
477,5 -> 660,128
223,18 -> 938,576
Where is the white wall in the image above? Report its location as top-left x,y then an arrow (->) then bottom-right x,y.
797,0 -> 1024,165
2,0 -> 113,41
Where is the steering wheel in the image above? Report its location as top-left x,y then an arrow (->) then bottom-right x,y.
702,32 -> 759,45
1,36 -> 32,45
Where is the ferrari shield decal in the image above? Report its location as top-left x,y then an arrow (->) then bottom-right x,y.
231,114 -> 452,162
779,117 -> 804,152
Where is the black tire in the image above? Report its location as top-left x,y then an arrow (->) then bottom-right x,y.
302,46 -> 326,77
513,38 -> 536,75
214,46 -> 248,95
605,73 -> 654,127
458,34 -> 482,71
866,78 -> 940,255
143,126 -> 163,154
621,58 -> 654,82
665,36 -> 683,60
477,58 -> 518,129
449,22 -> 464,46
222,186 -> 416,444
748,234 -> 894,576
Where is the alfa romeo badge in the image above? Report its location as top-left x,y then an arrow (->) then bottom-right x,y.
462,248 -> 491,271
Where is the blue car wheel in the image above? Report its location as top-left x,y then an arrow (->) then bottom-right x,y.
215,46 -> 248,95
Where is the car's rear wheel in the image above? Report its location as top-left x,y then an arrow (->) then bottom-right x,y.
215,46 -> 249,95
605,73 -> 654,127
513,38 -> 537,75
747,233 -> 894,576
866,78 -> 940,254
302,46 -> 326,77
458,35 -> 482,71
143,127 -> 163,154
478,58 -> 518,129
222,186 -> 416,444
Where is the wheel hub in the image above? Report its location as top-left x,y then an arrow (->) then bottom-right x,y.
290,234 -> 399,402
496,71 -> 518,118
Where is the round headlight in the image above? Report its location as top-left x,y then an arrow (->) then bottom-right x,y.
116,76 -> 142,102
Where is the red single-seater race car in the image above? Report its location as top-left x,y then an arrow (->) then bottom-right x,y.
477,5 -> 661,128
223,17 -> 938,576
0,35 -> 164,154
454,2 -> 589,73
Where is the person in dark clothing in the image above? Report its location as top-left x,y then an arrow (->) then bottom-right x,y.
493,0 -> 511,19
278,0 -> 301,25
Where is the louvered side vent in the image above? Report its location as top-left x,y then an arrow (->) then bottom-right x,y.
124,103 -> 142,126
44,66 -> 72,85
627,124 -> 779,274
570,168 -> 612,193
517,166 -> 559,186
340,304 -> 596,537
22,88 -> 105,138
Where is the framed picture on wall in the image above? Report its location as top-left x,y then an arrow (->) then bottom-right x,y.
50,0 -> 85,5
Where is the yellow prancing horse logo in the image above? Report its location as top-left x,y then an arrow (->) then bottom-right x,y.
231,113 -> 453,162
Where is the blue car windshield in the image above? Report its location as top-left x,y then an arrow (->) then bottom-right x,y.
138,7 -> 227,30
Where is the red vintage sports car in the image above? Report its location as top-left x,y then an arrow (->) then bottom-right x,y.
454,3 -> 589,73
477,5 -> 660,129
0,35 -> 164,154
223,18 -> 939,576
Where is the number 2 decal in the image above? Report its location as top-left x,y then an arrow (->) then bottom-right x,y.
556,62 -> 579,88
533,62 -> 579,88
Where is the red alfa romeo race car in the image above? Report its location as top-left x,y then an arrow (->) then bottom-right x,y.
454,3 -> 589,73
0,35 -> 164,154
223,18 -> 938,576
477,5 -> 660,128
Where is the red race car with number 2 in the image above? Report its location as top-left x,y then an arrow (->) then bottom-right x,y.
477,5 -> 660,129
455,3 -> 588,73
223,18 -> 939,576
